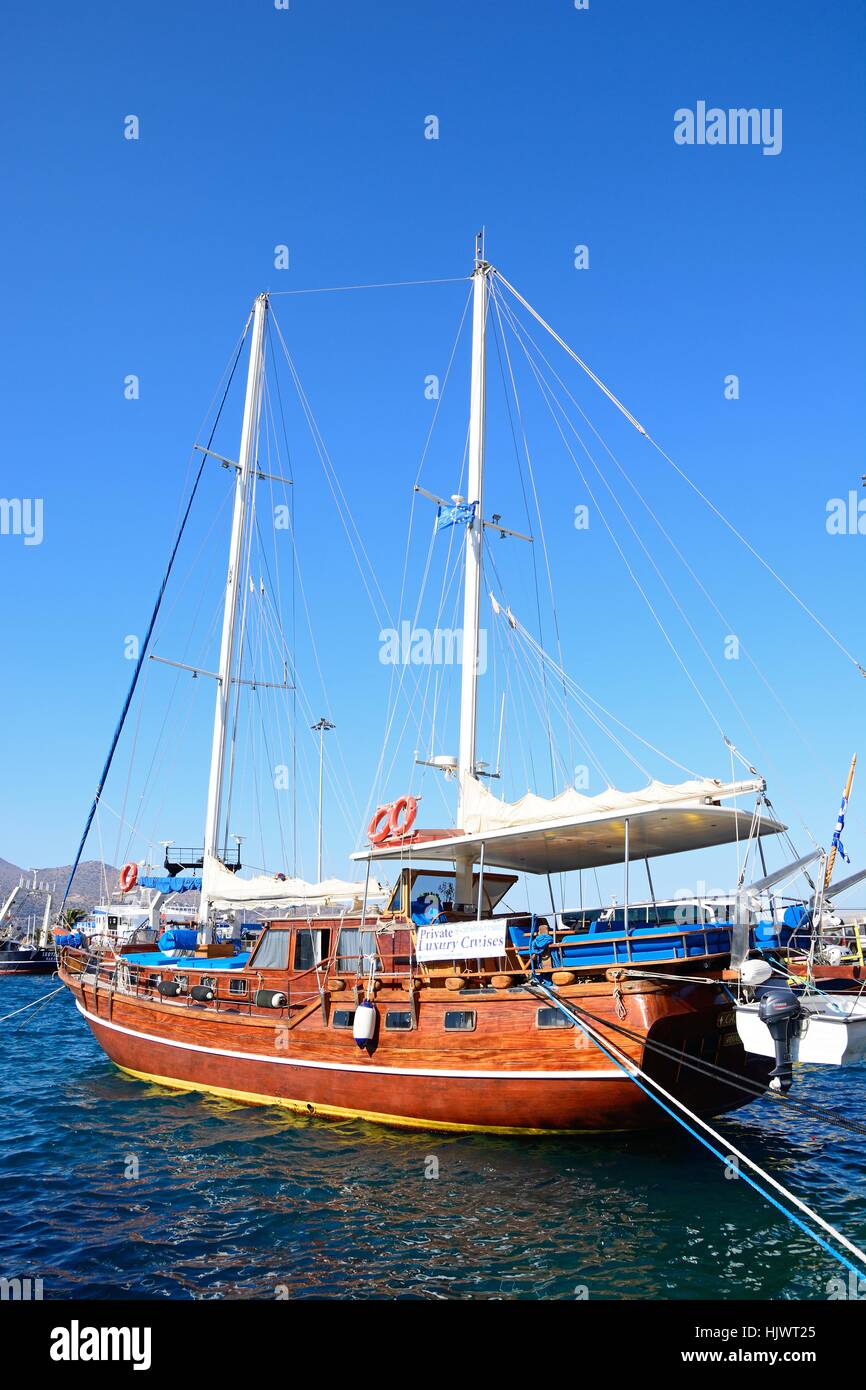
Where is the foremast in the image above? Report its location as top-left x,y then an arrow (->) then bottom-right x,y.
199,292 -> 268,931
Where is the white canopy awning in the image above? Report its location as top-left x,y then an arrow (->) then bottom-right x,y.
353,776 -> 784,875
461,774 -> 765,834
202,854 -> 386,911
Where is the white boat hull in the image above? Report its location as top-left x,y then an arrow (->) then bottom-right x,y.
736,995 -> 866,1067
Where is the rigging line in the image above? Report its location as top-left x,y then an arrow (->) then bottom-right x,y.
489,285 -> 563,792
260,345 -> 302,865
364,420 -> 472,835
497,302 -> 831,833
487,586 -> 618,785
365,321 -> 475,824
61,318 -> 251,910
111,419 -> 236,861
406,533 -> 462,779
526,334 -> 831,772
139,594 -> 226,857
269,308 -> 394,628
529,981 -> 866,1281
380,283 -> 474,801
221,447 -> 260,854
484,549 -> 627,784
569,994 -> 866,1139
264,321 -> 299,871
496,271 -> 865,681
506,633 -> 589,787
375,521 -> 465,817
650,434 -> 866,680
493,613 -> 541,796
165,318 -> 252,543
511,331 -> 731,744
251,580 -> 364,840
93,802 -> 109,905
496,296 -> 761,740
507,312 -> 762,758
373,509 -> 447,810
268,276 -> 469,295
252,502 -> 365,836
504,612 -> 703,778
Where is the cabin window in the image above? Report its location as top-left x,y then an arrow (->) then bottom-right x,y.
228,978 -> 248,996
201,976 -> 216,990
294,929 -> 320,973
332,1009 -> 355,1029
444,1010 -> 476,1032
250,929 -> 290,971
336,928 -> 378,974
536,1006 -> 573,1029
385,1010 -> 413,1031
558,912 -> 592,936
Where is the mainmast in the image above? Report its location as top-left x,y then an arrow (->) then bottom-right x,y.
453,236 -> 491,908
199,292 -> 268,928
457,235 -> 491,828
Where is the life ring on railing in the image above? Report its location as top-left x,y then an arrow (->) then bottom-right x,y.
119,862 -> 138,893
367,795 -> 419,845
367,806 -> 393,845
388,795 -> 417,839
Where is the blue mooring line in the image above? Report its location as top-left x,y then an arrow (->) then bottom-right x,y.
531,975 -> 866,1285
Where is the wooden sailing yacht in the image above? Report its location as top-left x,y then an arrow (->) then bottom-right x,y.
59,249 -> 801,1132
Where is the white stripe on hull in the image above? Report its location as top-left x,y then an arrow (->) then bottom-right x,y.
76,999 -> 624,1081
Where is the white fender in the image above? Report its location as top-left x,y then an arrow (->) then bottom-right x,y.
353,1000 -> 377,1046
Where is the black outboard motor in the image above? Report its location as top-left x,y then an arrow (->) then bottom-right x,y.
756,984 -> 802,1092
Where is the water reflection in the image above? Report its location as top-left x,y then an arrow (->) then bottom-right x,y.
1,979 -> 864,1299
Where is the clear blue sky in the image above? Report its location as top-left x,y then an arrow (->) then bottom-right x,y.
1,0 -> 864,903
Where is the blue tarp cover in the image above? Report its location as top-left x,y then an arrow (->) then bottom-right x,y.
124,951 -> 250,970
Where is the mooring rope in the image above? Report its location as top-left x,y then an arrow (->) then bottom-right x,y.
568,992 -> 866,1139
528,978 -> 866,1281
0,982 -> 65,1024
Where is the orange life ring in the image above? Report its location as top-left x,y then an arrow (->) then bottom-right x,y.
367,806 -> 393,846
388,795 -> 417,839
119,862 -> 138,893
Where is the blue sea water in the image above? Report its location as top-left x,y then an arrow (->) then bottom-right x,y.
2,975 -> 865,1301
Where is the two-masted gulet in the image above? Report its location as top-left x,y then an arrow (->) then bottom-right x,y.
61,251 -> 800,1134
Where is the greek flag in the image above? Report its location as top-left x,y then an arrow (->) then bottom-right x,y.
832,795 -> 851,864
436,501 -> 477,532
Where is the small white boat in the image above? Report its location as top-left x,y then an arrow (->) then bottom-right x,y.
736,990 -> 866,1067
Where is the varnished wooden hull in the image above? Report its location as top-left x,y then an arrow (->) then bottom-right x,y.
64,965 -> 769,1133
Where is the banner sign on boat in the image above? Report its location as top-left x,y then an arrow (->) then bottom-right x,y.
415,920 -> 508,962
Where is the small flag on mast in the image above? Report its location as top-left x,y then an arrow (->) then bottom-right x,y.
832,795 -> 851,865
436,501 -> 477,532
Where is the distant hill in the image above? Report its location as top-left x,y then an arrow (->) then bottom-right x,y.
0,857 -> 118,931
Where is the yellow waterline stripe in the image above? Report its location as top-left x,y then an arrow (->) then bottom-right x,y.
115,1064 -> 623,1135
